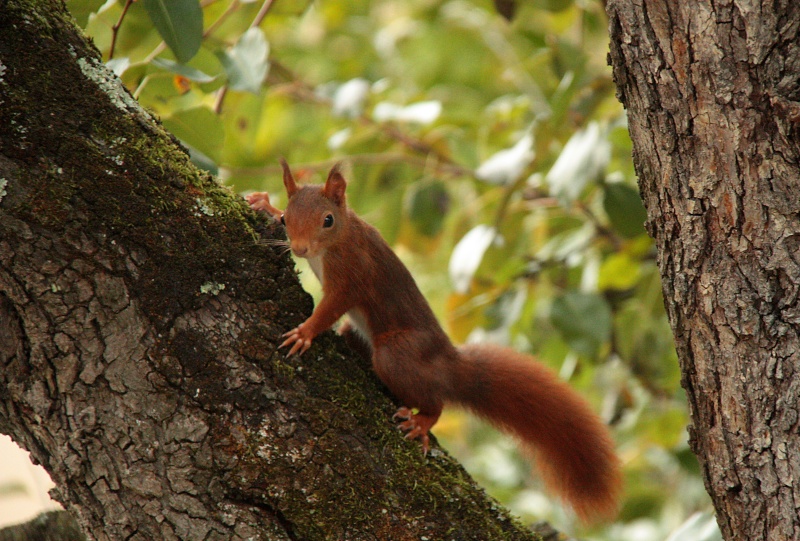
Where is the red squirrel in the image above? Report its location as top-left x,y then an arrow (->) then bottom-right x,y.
247,160 -> 622,523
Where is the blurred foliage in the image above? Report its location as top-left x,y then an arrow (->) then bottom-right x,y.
65,0 -> 715,538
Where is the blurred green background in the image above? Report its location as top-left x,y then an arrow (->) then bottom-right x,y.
62,0 -> 720,539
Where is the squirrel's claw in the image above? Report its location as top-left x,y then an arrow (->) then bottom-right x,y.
280,325 -> 313,356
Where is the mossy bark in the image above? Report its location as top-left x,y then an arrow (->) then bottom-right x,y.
0,2 -> 540,540
607,1 -> 800,540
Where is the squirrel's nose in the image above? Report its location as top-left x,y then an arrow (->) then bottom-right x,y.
292,244 -> 308,257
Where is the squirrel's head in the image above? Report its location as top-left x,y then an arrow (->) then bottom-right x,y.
280,160 -> 348,259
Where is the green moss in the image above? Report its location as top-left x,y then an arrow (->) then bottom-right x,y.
219,328 -> 542,541
271,356 -> 298,382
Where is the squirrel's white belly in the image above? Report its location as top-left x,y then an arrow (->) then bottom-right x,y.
346,308 -> 372,342
307,253 -> 371,342
307,254 -> 324,281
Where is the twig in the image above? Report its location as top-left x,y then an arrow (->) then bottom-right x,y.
222,152 -> 470,180
204,0 -> 241,38
214,0 -> 277,113
109,0 -> 136,60
213,85 -> 229,114
576,200 -> 623,250
250,0 -> 277,28
266,66 -> 473,177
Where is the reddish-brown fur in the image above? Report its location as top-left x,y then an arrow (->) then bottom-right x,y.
455,344 -> 621,522
247,161 -> 622,523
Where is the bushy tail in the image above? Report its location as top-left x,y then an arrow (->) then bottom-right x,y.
454,343 -> 622,523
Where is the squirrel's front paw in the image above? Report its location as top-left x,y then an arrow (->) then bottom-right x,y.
246,192 -> 283,220
280,324 -> 314,356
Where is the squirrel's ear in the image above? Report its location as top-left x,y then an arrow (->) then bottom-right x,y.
323,162 -> 347,206
280,158 -> 298,197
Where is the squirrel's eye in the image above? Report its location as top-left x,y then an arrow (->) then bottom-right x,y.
323,214 -> 334,228
280,214 -> 285,225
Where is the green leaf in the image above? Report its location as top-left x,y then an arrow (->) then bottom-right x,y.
546,122 -> 609,202
598,252 -> 641,291
531,0 -> 574,11
152,58 -> 217,83
407,181 -> 450,237
142,0 -> 203,64
615,301 -> 680,389
217,28 -> 270,94
65,0 -> 106,28
536,222 -> 594,263
162,107 -> 223,163
603,182 -> 648,238
183,144 -> 219,175
449,225 -> 498,294
549,291 -> 611,358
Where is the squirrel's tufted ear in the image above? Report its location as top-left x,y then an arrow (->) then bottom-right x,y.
280,158 -> 299,197
323,162 -> 347,207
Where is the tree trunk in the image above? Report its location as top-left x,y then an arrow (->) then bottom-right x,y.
607,1 -> 800,540
0,2 -> 540,540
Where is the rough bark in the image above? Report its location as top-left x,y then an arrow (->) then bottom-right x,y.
607,1 -> 800,540
0,2 -> 541,540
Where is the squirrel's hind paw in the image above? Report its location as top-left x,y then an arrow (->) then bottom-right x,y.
393,407 -> 439,455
